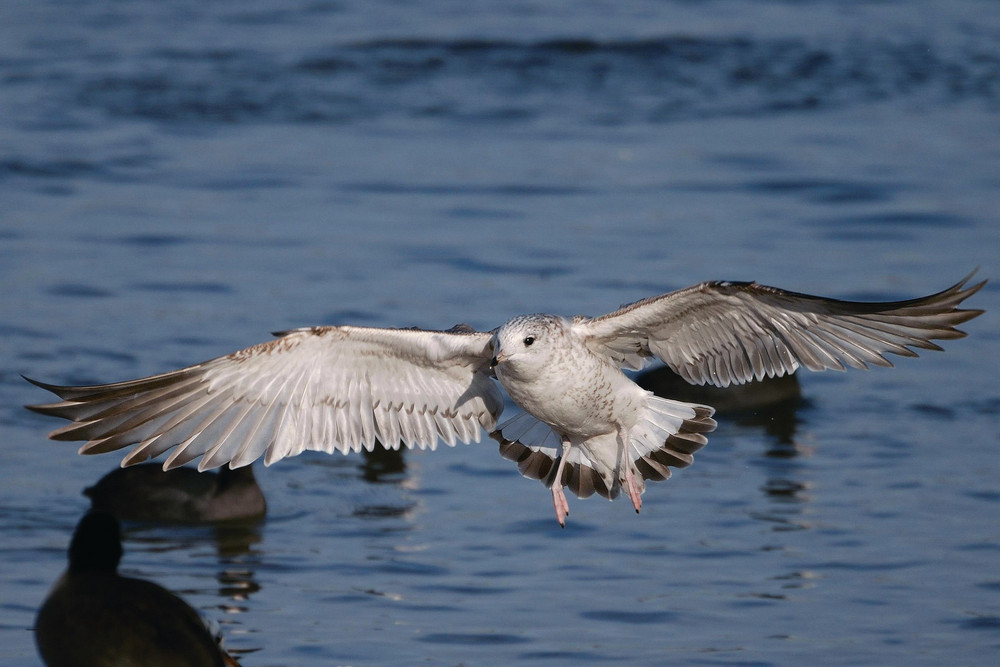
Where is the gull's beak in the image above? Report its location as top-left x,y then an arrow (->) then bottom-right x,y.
490,352 -> 506,369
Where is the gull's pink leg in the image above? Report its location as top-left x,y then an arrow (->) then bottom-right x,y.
618,425 -> 642,514
551,484 -> 569,527
550,438 -> 572,527
624,466 -> 642,514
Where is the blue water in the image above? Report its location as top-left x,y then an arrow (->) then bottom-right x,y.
2,1 -> 999,665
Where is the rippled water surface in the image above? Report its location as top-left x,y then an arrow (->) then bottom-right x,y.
2,1 -> 999,665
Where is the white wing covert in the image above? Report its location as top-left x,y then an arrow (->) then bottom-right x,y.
581,272 -> 985,387
26,326 -> 503,471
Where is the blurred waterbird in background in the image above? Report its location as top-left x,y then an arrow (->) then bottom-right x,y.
25,272 -> 984,526
35,512 -> 239,667
84,463 -> 266,523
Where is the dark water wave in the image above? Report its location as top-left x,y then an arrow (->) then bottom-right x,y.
56,36 -> 1000,125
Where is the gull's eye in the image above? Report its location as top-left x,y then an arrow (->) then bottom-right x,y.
523,336 -> 535,346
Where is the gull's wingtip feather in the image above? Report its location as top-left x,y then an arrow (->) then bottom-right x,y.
22,375 -> 66,409
23,376 -> 79,418
22,374 -> 49,390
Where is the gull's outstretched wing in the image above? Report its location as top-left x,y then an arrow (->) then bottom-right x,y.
580,271 -> 986,387
26,325 -> 502,470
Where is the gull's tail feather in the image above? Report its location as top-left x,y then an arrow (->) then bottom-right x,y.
491,395 -> 716,501
630,395 -> 715,484
493,432 -> 615,500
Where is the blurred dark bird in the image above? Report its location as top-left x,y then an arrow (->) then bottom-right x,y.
637,364 -> 802,414
35,512 -> 240,667
84,463 -> 265,523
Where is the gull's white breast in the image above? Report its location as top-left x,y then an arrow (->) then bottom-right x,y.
497,335 -> 646,440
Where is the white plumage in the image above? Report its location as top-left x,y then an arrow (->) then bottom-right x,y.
26,273 -> 984,525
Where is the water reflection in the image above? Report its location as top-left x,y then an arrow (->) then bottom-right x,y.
360,443 -> 406,482
297,447 -> 423,525
216,565 -> 260,609
123,522 -> 263,583
119,519 -> 264,661
354,442 -> 424,519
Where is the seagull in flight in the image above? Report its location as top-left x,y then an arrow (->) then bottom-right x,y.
26,272 -> 985,526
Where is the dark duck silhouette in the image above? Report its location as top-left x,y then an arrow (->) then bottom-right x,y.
35,512 -> 240,667
84,464 -> 265,523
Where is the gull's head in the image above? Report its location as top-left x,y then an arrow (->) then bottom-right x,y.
490,314 -> 566,377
